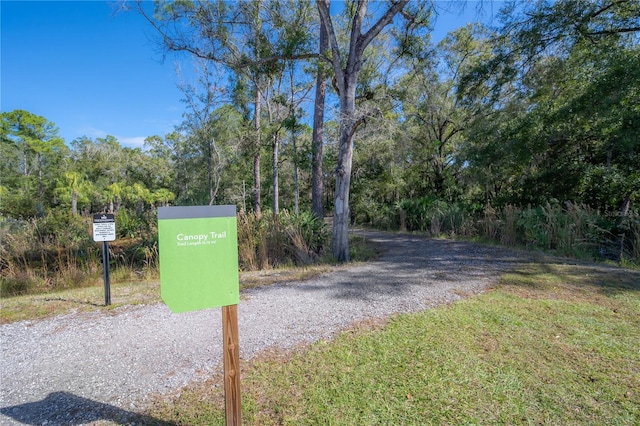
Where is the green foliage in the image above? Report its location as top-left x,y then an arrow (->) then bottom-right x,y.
397,198 -> 474,237
0,210 -> 161,297
34,210 -> 92,246
1,109 -> 68,218
290,210 -> 330,255
482,202 -> 640,263
236,210 -> 329,270
461,2 -> 640,212
3,0 -> 640,280
391,200 -> 640,264
65,135 -> 174,215
398,197 -> 433,232
354,197 -> 398,230
115,208 -> 145,239
0,214 -> 100,296
0,187 -> 38,219
511,202 -> 605,254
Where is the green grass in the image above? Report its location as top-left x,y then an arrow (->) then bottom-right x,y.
0,279 -> 162,324
147,262 -> 640,425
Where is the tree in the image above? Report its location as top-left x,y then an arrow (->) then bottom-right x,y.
105,182 -> 123,213
392,24 -> 495,205
311,0 -> 330,220
136,1 -> 430,260
55,171 -> 92,215
263,58 -> 314,214
177,60 -> 229,205
152,188 -> 176,207
134,0 -> 315,216
0,110 -> 67,217
317,0 -> 435,261
460,0 -> 640,212
145,132 -> 192,203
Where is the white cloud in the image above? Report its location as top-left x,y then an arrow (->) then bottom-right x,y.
119,136 -> 147,148
75,126 -> 109,139
72,127 -> 147,148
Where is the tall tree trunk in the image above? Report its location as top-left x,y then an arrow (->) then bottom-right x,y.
207,137 -> 214,205
317,0 -> 408,262
293,128 -> 299,215
253,88 -> 262,218
271,72 -> 285,216
272,132 -> 279,215
71,190 -> 78,216
311,0 -> 329,220
22,144 -> 28,177
332,80 -> 358,262
37,152 -> 44,217
252,0 -> 263,218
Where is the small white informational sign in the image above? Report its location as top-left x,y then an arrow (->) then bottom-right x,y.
93,214 -> 116,242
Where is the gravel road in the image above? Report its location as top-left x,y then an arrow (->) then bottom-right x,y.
0,230 -> 531,425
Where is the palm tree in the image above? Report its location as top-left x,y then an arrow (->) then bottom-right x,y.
105,182 -> 123,213
56,171 -> 92,215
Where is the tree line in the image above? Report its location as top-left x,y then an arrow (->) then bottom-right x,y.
2,0 -> 639,264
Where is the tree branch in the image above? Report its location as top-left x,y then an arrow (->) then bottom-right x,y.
585,26 -> 640,36
358,0 -> 410,55
316,0 -> 345,94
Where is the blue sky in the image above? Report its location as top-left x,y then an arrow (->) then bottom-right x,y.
1,1 -> 502,148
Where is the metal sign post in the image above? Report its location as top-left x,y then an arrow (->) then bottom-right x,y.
102,241 -> 111,305
93,214 -> 116,306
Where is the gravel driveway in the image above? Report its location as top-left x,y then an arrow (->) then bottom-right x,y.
0,230 -> 531,425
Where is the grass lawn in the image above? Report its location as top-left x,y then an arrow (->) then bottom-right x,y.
148,262 -> 640,425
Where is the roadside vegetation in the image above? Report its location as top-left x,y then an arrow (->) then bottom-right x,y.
0,210 -> 331,298
2,223 -> 638,423
147,262 -> 640,425
2,1 -> 639,295
0,229 -> 377,324
2,202 -> 638,300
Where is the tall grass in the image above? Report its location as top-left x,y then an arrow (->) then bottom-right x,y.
0,214 -> 102,296
0,212 -> 158,297
236,210 -> 330,271
393,200 -> 640,265
397,197 -> 475,237
493,202 -> 638,264
1,210 -> 330,297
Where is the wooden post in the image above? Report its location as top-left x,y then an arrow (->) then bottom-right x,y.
222,304 -> 241,425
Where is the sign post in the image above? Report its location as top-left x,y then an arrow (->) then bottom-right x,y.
101,241 -> 111,305
158,205 -> 241,425
93,214 -> 116,306
223,304 -> 241,425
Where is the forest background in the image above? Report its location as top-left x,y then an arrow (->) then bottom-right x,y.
1,0 -> 639,296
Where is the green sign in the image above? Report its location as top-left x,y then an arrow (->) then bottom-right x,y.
158,205 -> 239,313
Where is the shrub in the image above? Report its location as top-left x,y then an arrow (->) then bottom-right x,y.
236,210 -> 329,270
398,198 -> 476,238
381,200 -> 639,265
0,215 -> 100,296
116,207 -> 145,239
0,210 -> 160,297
